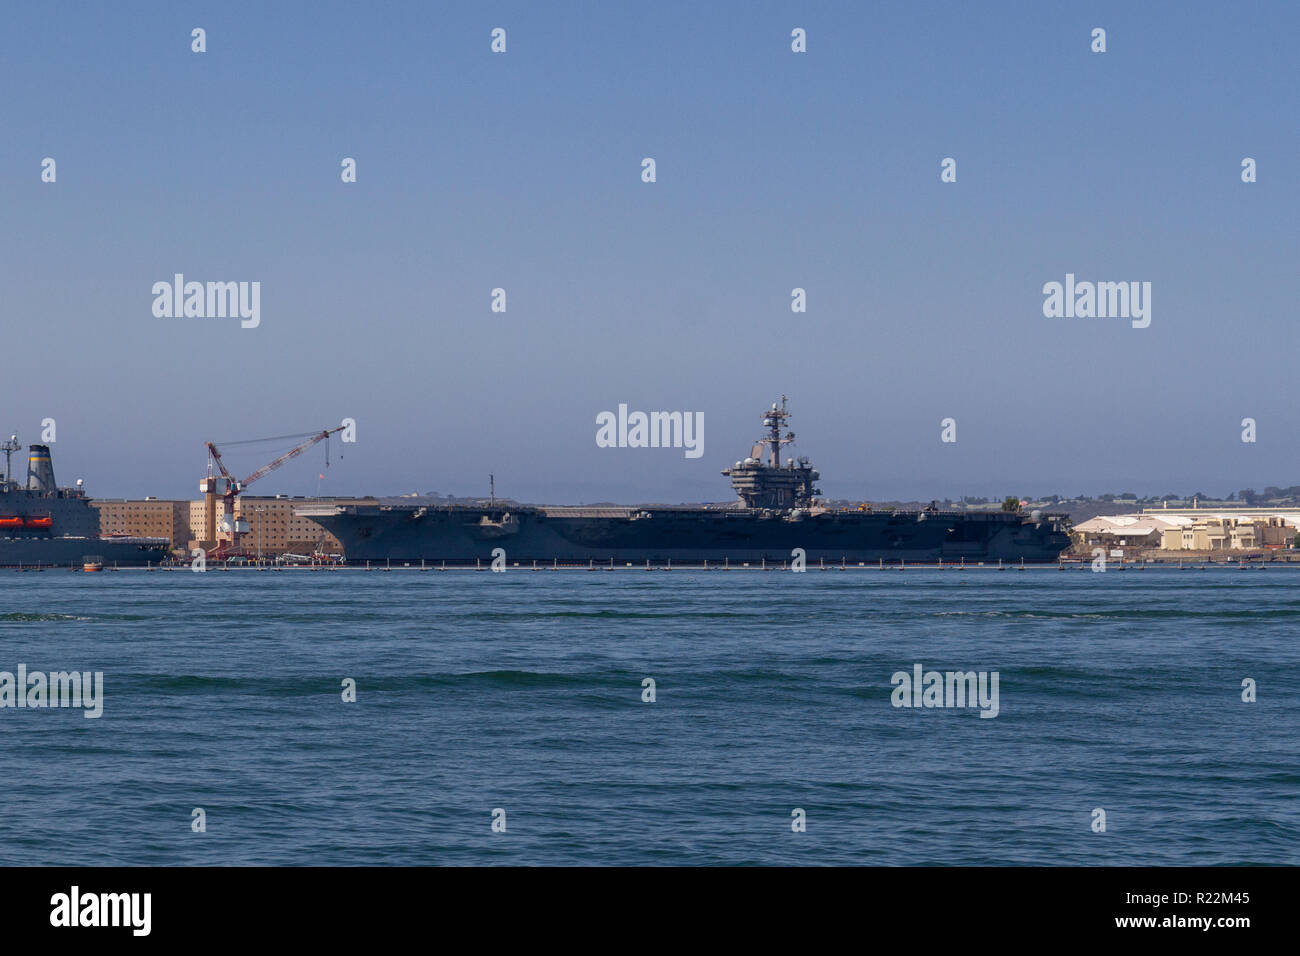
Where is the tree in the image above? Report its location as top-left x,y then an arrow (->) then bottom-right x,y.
1001,496 -> 1021,513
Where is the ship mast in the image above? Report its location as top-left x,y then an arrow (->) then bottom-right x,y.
761,395 -> 796,467
1,436 -> 18,487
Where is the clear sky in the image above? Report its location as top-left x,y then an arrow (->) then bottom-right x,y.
2,1 -> 1296,503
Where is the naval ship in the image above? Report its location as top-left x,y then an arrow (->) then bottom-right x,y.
0,441 -> 168,568
300,399 -> 1072,566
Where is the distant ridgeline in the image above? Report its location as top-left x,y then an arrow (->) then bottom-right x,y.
394,490 -> 1300,522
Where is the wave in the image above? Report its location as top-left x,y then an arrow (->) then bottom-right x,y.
127,670 -> 614,695
925,607 -> 1300,620
0,612 -> 93,622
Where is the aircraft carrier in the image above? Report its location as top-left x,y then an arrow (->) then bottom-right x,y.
0,441 -> 168,568
300,399 -> 1073,566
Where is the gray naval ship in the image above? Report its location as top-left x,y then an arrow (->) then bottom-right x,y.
301,399 -> 1072,566
0,441 -> 168,568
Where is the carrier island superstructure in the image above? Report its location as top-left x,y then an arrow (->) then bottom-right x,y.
299,399 -> 1073,566
0,441 -> 168,567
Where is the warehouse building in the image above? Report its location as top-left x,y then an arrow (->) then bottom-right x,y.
1074,509 -> 1300,554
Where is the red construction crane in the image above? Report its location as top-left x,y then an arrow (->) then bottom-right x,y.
200,427 -> 344,549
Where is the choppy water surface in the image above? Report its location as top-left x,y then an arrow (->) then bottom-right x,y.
0,567 -> 1295,865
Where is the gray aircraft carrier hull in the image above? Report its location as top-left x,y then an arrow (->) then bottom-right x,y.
305,504 -> 1073,565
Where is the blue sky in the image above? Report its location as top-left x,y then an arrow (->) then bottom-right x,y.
2,1 -> 1296,503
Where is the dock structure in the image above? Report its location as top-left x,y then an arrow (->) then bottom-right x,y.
127,555 -> 1293,573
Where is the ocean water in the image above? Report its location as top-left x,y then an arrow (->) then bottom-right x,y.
0,566 -> 1295,866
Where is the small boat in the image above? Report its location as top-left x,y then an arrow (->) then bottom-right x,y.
82,556 -> 104,572
24,516 -> 53,529
0,516 -> 22,528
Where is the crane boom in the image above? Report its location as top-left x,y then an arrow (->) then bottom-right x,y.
240,427 -> 343,490
205,442 -> 235,482
201,425 -> 345,552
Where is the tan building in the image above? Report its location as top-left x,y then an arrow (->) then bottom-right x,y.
1230,523 -> 1258,550
95,495 -> 377,556
188,500 -> 209,546
1074,514 -> 1189,553
92,499 -> 191,549
1252,515 -> 1295,547
232,496 -> 360,556
1185,517 -> 1232,551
